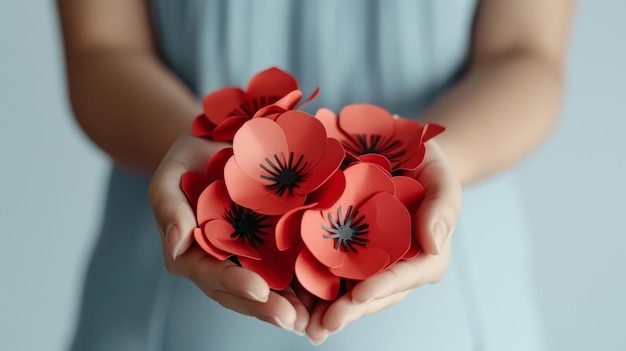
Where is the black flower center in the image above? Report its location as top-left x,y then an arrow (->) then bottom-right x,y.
260,152 -> 309,196
228,95 -> 281,118
322,205 -> 369,252
348,134 -> 404,163
224,203 -> 271,248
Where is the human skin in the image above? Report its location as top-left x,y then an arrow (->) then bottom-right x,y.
57,0 -> 574,344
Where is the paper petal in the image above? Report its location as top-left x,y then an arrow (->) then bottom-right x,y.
358,192 -> 412,266
276,110 -> 327,167
295,249 -> 341,301
194,227 -> 231,260
181,172 -> 210,212
257,189 -> 307,216
315,108 -> 347,141
223,157 -> 268,210
232,118 -> 289,184
297,86 -> 320,110
240,246 -> 295,290
224,157 -> 305,215
191,114 -> 215,138
332,163 -> 395,209
305,170 -> 346,210
196,180 -> 231,226
357,154 -> 392,174
205,148 -> 234,183
211,116 -> 249,142
202,87 -> 247,124
396,123 -> 445,171
301,209 -> 345,268
338,104 -> 394,137
206,220 -> 263,260
272,89 -> 303,110
329,244 -> 390,280
393,176 -> 425,208
296,138 -> 345,195
276,203 -> 316,251
403,237 -> 422,259
390,118 -> 421,150
396,147 -> 426,171
421,123 -> 446,143
246,67 -> 298,102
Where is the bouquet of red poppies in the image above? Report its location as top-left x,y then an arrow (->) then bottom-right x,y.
181,67 -> 444,301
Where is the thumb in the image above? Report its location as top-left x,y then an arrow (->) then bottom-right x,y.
414,142 -> 462,255
149,156 -> 199,259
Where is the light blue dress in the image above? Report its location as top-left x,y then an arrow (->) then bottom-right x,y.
70,1 -> 544,350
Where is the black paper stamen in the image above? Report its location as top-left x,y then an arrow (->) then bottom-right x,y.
349,134 -> 404,163
228,95 -> 281,117
322,205 -> 369,252
260,152 -> 309,196
224,202 -> 271,248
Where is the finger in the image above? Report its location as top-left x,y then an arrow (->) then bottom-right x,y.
148,135 -> 226,258
413,140 -> 462,255
172,245 -> 271,303
276,286 -> 310,335
306,300 -> 331,345
322,290 -> 410,333
208,289 -> 299,333
350,240 -> 452,303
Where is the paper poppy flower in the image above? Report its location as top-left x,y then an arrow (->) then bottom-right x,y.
316,103 -> 445,173
192,67 -> 310,142
276,163 -> 416,300
192,179 -> 297,290
223,110 -> 345,216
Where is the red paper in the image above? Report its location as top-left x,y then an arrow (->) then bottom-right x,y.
278,163 -> 413,299
224,110 -> 344,215
316,103 -> 444,172
181,67 -> 446,301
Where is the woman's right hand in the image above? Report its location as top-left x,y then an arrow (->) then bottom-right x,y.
148,133 -> 310,335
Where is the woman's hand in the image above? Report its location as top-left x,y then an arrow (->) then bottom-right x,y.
148,133 -> 310,334
305,140 -> 462,344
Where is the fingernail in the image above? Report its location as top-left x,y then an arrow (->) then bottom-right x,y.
243,290 -> 268,303
433,221 -> 448,254
272,316 -> 294,332
294,318 -> 307,336
165,223 -> 182,259
329,322 -> 347,335
309,332 -> 328,345
353,295 -> 374,304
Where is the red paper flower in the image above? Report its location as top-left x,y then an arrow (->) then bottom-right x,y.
192,179 -> 297,290
192,67 -> 309,142
276,163 -> 419,300
316,103 -> 445,173
223,110 -> 345,215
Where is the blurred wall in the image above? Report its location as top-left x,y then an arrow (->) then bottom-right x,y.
1,1 -> 624,350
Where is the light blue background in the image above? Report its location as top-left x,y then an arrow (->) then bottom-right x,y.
1,1 -> 625,350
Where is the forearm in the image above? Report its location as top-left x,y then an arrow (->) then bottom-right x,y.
422,52 -> 564,185
64,49 -> 201,174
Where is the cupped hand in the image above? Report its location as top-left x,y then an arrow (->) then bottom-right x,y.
305,140 -> 462,344
148,133 -> 310,334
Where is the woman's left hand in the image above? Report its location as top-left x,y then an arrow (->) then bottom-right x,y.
304,140 -> 462,344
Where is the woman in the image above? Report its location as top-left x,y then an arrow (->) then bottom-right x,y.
58,0 -> 573,349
